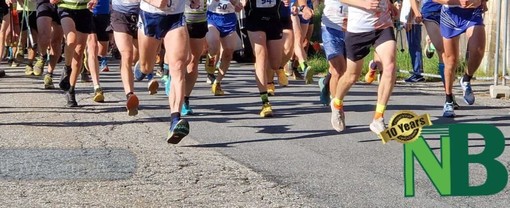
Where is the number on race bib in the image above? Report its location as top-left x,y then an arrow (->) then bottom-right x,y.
256,0 -> 276,8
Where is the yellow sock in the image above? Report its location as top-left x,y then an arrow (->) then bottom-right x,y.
333,98 -> 343,110
374,103 -> 386,119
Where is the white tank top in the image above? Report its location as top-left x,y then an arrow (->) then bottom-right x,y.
346,0 -> 393,33
207,0 -> 236,14
140,0 -> 186,15
321,0 -> 348,31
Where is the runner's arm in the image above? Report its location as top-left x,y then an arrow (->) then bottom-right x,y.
410,0 -> 422,23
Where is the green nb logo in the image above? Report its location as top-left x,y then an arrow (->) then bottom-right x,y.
404,124 -> 508,197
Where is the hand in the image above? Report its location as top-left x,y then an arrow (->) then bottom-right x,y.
460,0 -> 481,8
415,11 -> 423,23
301,6 -> 313,20
282,0 -> 289,7
365,0 -> 380,12
481,0 -> 488,12
49,0 -> 59,4
87,0 -> 97,10
190,0 -> 200,9
291,6 -> 298,16
230,0 -> 242,12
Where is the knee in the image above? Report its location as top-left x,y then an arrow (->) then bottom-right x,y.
344,71 -> 359,85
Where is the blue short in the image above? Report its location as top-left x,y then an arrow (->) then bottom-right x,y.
138,11 -> 185,40
207,11 -> 237,38
298,14 -> 312,25
422,12 -> 440,25
321,26 -> 345,60
440,7 -> 484,39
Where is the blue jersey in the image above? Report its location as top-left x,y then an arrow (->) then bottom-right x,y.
112,0 -> 140,14
93,0 -> 110,15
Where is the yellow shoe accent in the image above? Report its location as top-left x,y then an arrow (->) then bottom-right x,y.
93,88 -> 105,103
205,55 -> 216,74
365,69 -> 376,84
24,65 -> 34,75
212,82 -> 224,96
276,69 -> 288,87
260,103 -> 273,117
267,83 -> 275,96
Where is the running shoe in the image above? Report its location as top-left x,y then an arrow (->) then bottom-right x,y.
276,68 -> 288,86
59,66 -> 71,91
162,74 -> 171,96
425,44 -> 435,59
133,61 -> 146,81
206,73 -> 216,85
319,77 -> 330,106
369,117 -> 386,135
81,69 -> 92,82
292,67 -> 304,80
93,87 -> 105,103
304,66 -> 314,84
365,60 -> 377,84
167,119 -> 190,144
285,61 -> 294,76
205,54 -> 216,75
65,91 -> 78,107
330,100 -> 345,132
25,65 -> 34,75
405,74 -> 425,83
442,102 -> 455,118
0,69 -> 6,78
212,82 -> 224,96
267,83 -> 275,96
181,102 -> 193,116
33,56 -> 45,76
126,93 -> 139,116
148,79 -> 159,95
44,74 -> 55,89
260,103 -> 273,117
460,77 -> 475,105
100,57 -> 109,72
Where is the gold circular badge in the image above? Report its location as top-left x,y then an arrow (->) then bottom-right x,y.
379,111 -> 432,144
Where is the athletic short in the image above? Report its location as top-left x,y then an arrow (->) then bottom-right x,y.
321,26 -> 345,60
37,0 -> 60,24
422,11 -> 440,25
58,8 -> 93,34
187,21 -> 208,39
345,27 -> 396,61
138,11 -> 185,40
92,14 -> 110,41
281,16 -> 292,30
0,1 -> 8,17
245,15 -> 282,40
298,14 -> 313,24
110,10 -> 138,39
440,7 -> 484,39
18,11 -> 38,32
207,11 -> 237,38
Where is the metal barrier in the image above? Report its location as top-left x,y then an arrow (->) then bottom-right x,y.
490,0 -> 510,99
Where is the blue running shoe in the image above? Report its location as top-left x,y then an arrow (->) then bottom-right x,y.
147,71 -> 154,81
460,77 -> 475,105
319,77 -> 330,106
181,102 -> 193,116
133,61 -> 146,81
442,102 -> 455,118
162,74 -> 171,96
167,119 -> 190,144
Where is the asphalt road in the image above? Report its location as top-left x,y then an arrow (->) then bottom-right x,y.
1,61 -> 509,207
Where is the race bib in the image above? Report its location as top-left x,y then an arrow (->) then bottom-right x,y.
256,0 -> 276,8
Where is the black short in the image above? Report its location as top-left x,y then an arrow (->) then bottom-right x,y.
0,1 -> 8,17
109,10 -> 138,39
186,21 -> 208,39
280,16 -> 292,30
345,27 -> 396,61
92,14 -> 110,41
58,8 -> 93,34
245,15 -> 282,40
18,11 -> 38,32
36,0 -> 60,24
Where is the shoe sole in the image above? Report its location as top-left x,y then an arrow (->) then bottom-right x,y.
442,113 -> 455,118
148,80 -> 159,95
93,93 -> 105,103
44,84 -> 55,89
304,68 -> 314,84
167,120 -> 190,144
126,95 -> 139,116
